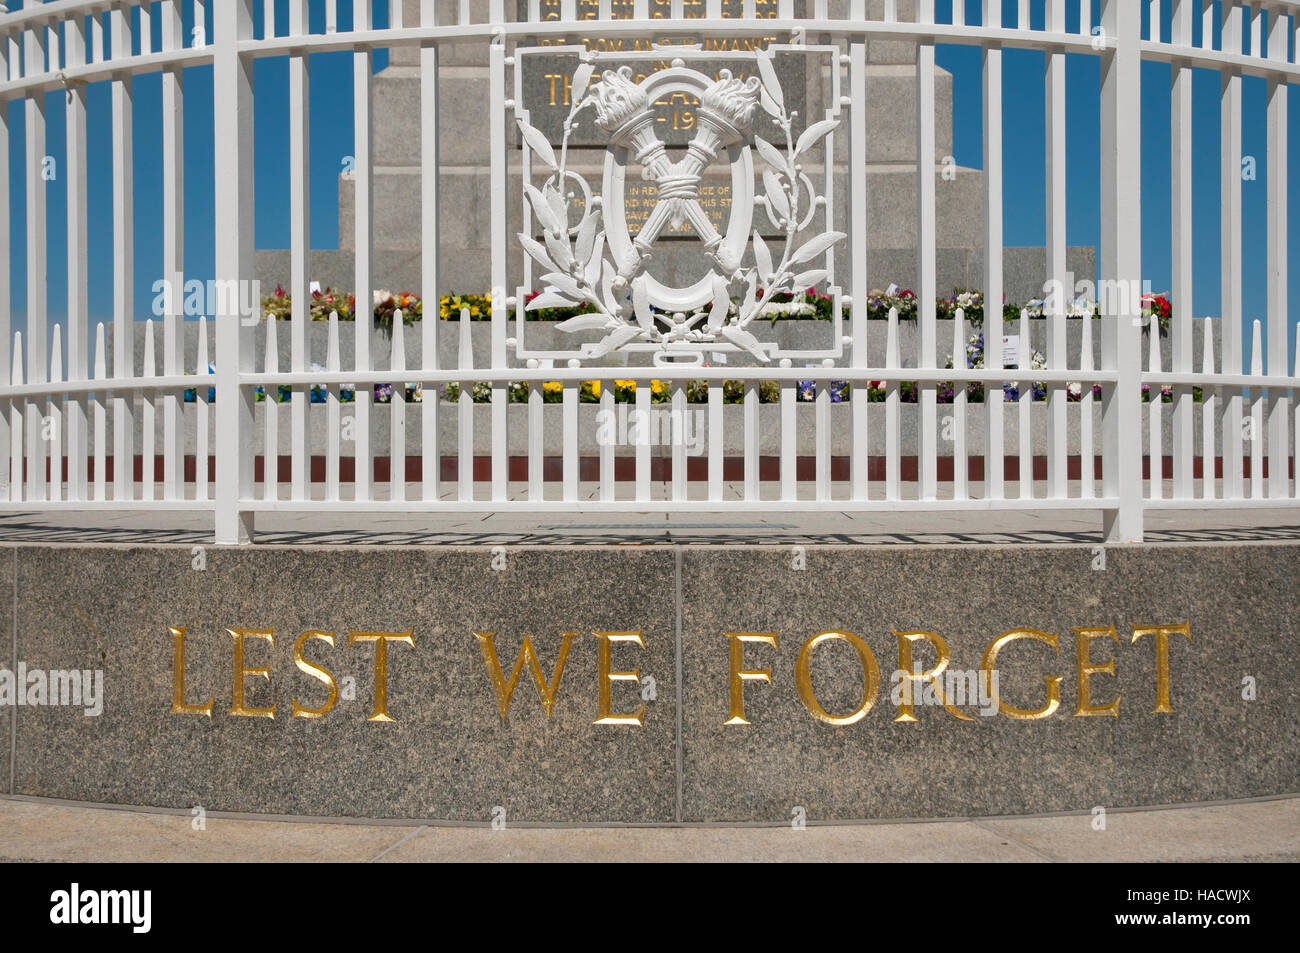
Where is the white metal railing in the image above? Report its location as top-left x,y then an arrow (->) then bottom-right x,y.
0,0 -> 1294,543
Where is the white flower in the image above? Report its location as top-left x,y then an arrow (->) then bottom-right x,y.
373,289 -> 393,307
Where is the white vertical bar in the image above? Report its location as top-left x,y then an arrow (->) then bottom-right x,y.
743,381 -> 758,501
66,13 -> 89,502
671,382 -> 686,502
564,371 -> 579,502
917,2 -> 937,500
421,0 -> 440,502
1171,0 -> 1195,499
142,320 -> 156,501
0,43 -> 9,501
815,374 -> 830,501
885,307 -> 899,500
458,308 -> 473,502
140,0 -> 153,53
780,371 -> 795,501
10,336 -> 22,502
1221,1 -> 1244,500
328,0 -> 339,34
529,375 -> 543,501
635,383 -> 649,501
290,0 -> 310,502
214,0 -> 257,542
1148,323 -> 1163,499
391,0 -> 405,29
25,28 -> 48,502
1017,315 -> 1032,498
48,324 -> 63,501
1250,318 -> 1263,497
327,311 -> 342,501
1266,20 -> 1289,499
1099,0 -> 1143,541
849,19 -> 869,501
489,2 -> 508,504
353,0 -> 374,503
708,379 -> 722,502
389,310 -> 406,502
162,0 -> 185,500
952,308 -> 968,499
983,36 -> 1004,500
1018,0 -> 1029,30
264,314 -> 280,500
1201,316 -> 1217,499
195,316 -> 209,501
1151,0 -> 1162,41
1045,0 -> 1067,499
1080,310 -> 1095,498
600,381 -> 614,502
93,323 -> 107,501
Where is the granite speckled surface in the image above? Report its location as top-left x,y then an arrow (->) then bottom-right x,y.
12,546 -> 676,822
679,545 -> 1300,821
9,543 -> 1298,822
0,548 -> 12,795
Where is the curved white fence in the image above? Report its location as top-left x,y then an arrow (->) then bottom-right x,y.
0,0 -> 1296,542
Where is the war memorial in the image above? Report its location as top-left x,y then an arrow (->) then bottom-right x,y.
0,0 -> 1295,854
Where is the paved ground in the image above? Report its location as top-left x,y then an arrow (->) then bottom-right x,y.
0,500 -> 1296,546
1,795 -> 1295,862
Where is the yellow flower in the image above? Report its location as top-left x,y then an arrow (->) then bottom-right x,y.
615,379 -> 635,390
651,380 -> 666,395
588,380 -> 601,397
543,381 -> 562,394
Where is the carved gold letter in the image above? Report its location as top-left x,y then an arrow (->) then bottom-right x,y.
475,632 -> 575,722
593,631 -> 645,726
1131,623 -> 1191,713
893,631 -> 975,722
1074,625 -> 1121,717
170,626 -> 213,717
229,628 -> 276,719
348,630 -> 415,723
292,631 -> 338,719
980,629 -> 1062,720
794,631 -> 880,726
724,632 -> 778,726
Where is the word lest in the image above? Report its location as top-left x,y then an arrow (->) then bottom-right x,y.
169,627 -> 413,722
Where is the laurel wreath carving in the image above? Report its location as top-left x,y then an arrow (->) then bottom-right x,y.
516,53 -> 843,363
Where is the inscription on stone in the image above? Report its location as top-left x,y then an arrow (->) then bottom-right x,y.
517,0 -> 807,148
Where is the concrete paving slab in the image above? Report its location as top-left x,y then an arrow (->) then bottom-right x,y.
1,796 -> 1295,863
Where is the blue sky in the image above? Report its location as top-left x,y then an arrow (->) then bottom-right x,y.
4,0 -> 1298,373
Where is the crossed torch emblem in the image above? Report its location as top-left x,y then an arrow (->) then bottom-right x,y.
588,65 -> 761,280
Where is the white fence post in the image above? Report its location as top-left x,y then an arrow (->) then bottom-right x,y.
213,0 -> 256,543
1099,0 -> 1143,542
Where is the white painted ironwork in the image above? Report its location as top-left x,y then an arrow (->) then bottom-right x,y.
0,0 -> 1292,544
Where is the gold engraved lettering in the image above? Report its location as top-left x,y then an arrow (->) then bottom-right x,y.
980,629 -> 1062,720
1073,625 -> 1121,717
229,628 -> 276,720
893,631 -> 976,722
593,631 -> 646,726
475,631 -> 575,722
292,630 -> 339,720
1130,623 -> 1191,713
170,626 -> 213,717
348,630 -> 415,723
794,631 -> 880,726
724,631 -> 778,726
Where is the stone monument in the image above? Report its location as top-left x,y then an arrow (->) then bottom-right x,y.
256,0 -> 1093,306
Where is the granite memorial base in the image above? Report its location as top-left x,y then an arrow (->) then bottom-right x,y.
4,543 -> 1296,823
